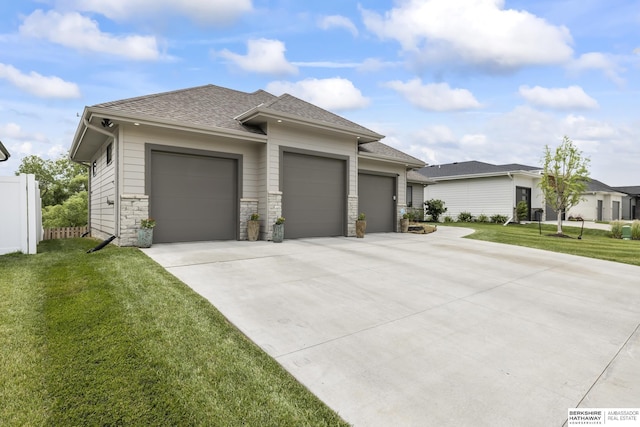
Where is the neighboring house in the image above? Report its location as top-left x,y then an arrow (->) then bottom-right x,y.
0,140 -> 9,162
415,161 -> 544,221
554,179 -> 625,222
69,84 -> 425,245
406,169 -> 435,214
612,186 -> 640,220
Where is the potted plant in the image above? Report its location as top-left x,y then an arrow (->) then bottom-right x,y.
356,212 -> 366,238
401,212 -> 410,233
247,213 -> 260,241
273,216 -> 285,243
138,218 -> 156,248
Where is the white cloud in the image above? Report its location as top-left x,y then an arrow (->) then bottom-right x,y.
519,85 -> 598,110
318,15 -> 358,36
266,78 -> 370,111
567,52 -> 625,85
20,10 -> 160,60
460,134 -> 487,147
292,61 -> 361,69
59,0 -> 252,25
218,39 -> 297,76
0,123 -> 27,139
356,58 -> 401,72
361,0 -> 573,71
385,79 -> 481,111
0,63 -> 81,98
563,115 -> 618,140
47,144 -> 68,158
413,125 -> 457,145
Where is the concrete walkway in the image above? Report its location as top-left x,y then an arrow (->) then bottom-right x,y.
142,227 -> 640,426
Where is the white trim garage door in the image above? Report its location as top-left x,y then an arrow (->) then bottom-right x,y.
358,172 -> 396,233
282,151 -> 346,238
149,150 -> 238,243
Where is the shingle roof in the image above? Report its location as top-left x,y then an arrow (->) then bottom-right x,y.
416,160 -> 541,178
92,84 -> 381,138
586,179 -> 621,193
612,185 -> 640,196
407,169 -> 434,184
261,94 -> 380,136
358,141 -> 425,167
93,84 -> 274,134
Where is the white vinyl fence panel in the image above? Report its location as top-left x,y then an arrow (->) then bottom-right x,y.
0,174 -> 42,255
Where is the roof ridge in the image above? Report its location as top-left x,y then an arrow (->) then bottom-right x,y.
93,84 -> 212,107
94,84 -> 265,108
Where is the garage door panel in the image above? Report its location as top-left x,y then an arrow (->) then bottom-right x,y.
359,173 -> 395,233
150,151 -> 237,243
283,152 -> 346,238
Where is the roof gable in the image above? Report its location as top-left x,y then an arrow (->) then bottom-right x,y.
263,94 -> 379,137
358,141 -> 425,168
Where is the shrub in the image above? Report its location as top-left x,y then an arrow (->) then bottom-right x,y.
490,214 -> 508,224
443,216 -> 454,223
516,201 -> 528,222
407,207 -> 424,222
632,221 -> 640,240
610,221 -> 624,239
424,199 -> 447,222
477,214 -> 489,223
457,212 -> 474,222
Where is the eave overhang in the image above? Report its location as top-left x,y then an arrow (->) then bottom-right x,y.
428,170 -> 543,182
70,107 -> 268,163
358,151 -> 425,169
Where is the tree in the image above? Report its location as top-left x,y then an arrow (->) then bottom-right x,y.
539,136 -> 590,235
42,191 -> 88,228
424,199 -> 447,222
16,155 -> 88,207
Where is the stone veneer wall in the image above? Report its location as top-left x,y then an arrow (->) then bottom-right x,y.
119,194 -> 149,246
240,198 -> 259,240
396,203 -> 407,233
267,191 -> 282,241
347,195 -> 358,237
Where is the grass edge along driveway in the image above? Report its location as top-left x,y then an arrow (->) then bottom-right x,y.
0,238 -> 347,426
444,222 -> 640,267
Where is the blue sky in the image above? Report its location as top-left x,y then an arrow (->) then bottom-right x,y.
1,0 -> 638,185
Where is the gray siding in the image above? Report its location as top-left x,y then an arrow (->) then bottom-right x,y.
90,137 -> 116,236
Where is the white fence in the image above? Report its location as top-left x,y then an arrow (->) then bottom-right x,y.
0,174 -> 42,255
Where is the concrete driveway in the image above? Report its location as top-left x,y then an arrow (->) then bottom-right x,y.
142,227 -> 640,426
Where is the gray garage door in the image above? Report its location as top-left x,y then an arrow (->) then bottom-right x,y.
282,152 -> 346,238
150,150 -> 237,243
358,173 -> 396,233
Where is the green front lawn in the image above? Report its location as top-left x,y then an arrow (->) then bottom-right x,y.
0,239 -> 347,426
442,222 -> 640,267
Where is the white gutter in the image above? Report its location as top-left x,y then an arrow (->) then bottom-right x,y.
83,117 -> 115,138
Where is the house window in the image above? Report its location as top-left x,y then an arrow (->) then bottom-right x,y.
106,143 -> 113,165
406,185 -> 413,207
92,160 -> 97,177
